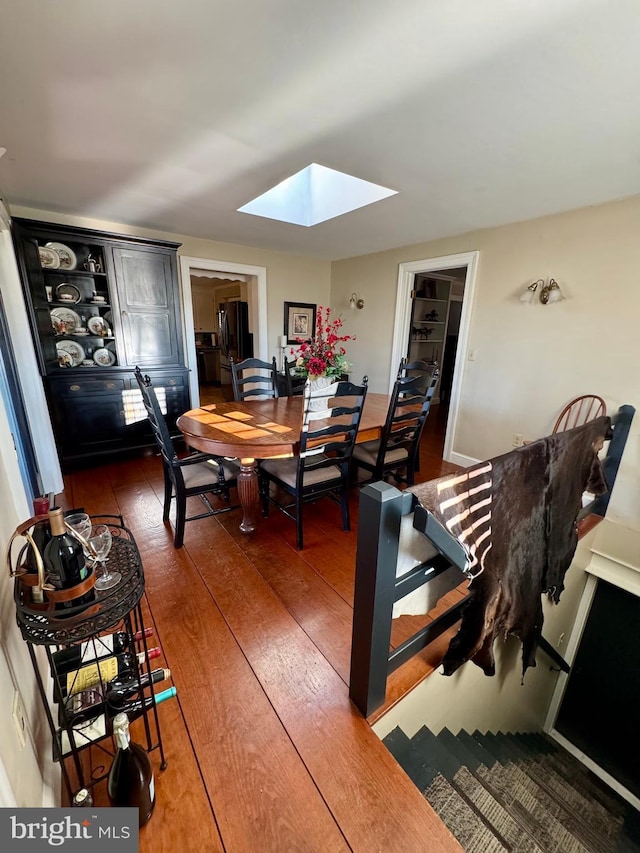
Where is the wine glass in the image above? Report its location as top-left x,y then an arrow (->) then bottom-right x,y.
65,512 -> 92,543
88,524 -> 120,591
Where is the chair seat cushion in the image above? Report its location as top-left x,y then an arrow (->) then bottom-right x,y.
181,458 -> 239,489
353,439 -> 408,466
261,455 -> 342,488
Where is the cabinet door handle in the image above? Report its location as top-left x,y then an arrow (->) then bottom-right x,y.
121,311 -> 128,317
70,384 -> 81,392
168,379 -> 176,385
106,383 -> 116,390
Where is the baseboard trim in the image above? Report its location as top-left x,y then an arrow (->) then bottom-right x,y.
446,451 -> 480,468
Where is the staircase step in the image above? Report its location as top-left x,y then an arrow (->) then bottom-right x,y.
457,729 -> 498,768
478,763 -> 591,853
423,772 -> 508,853
493,732 -> 535,765
472,731 -> 514,764
382,726 -> 412,763
452,765 -> 544,852
382,726 -> 438,791
438,728 -> 483,772
411,726 -> 462,782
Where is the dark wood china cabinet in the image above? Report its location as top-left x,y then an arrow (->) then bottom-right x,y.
12,218 -> 189,469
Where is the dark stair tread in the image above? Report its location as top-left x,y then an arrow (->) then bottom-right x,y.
472,731 -> 515,764
438,728 -> 483,772
424,772 -> 508,853
382,726 -> 412,762
382,726 -> 439,791
411,726 -> 462,781
493,732 -> 536,765
457,729 -> 498,768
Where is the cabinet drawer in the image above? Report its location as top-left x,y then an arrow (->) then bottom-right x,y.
51,377 -> 126,395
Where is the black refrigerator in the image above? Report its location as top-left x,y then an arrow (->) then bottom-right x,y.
218,301 -> 253,384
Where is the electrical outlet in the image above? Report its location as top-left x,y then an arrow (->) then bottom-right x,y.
12,690 -> 27,750
513,433 -> 524,447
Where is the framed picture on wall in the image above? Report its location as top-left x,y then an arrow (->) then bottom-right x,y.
284,302 -> 316,344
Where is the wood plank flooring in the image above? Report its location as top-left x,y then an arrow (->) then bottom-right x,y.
57,405 -> 463,852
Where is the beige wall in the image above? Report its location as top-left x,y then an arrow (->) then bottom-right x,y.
12,205 -> 332,359
331,194 -> 640,530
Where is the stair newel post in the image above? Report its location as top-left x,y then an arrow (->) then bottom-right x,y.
349,482 -> 406,717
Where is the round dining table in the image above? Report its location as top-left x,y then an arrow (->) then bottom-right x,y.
177,393 -> 391,534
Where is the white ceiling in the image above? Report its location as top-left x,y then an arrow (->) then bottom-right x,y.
1,0 -> 639,260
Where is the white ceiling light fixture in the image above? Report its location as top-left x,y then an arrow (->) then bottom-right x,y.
238,163 -> 397,227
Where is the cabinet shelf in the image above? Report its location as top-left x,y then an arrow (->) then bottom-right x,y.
42,269 -> 108,278
414,297 -> 448,303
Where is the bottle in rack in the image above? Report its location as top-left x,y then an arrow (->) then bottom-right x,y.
52,627 -> 154,672
107,685 -> 177,716
62,668 -> 171,726
24,496 -> 51,604
108,712 -> 156,826
43,507 -> 95,615
53,647 -> 162,698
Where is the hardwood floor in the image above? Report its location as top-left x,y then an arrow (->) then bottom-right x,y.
58,405 -> 462,852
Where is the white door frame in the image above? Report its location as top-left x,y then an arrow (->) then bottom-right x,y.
390,251 -> 479,463
179,256 -> 268,406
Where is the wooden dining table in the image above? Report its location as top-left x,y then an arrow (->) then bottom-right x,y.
177,393 -> 391,534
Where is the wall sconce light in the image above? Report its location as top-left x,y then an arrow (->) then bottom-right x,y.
349,292 -> 365,310
519,278 -> 564,305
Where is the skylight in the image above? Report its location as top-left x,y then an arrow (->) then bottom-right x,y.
238,163 -> 397,227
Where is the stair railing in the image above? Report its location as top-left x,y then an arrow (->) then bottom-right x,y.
349,404 -> 635,718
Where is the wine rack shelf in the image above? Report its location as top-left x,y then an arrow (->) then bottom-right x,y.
10,514 -> 168,806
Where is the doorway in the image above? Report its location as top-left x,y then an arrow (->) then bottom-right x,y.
179,257 -> 268,408
391,251 -> 479,465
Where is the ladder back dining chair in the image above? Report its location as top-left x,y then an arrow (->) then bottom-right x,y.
259,376 -> 369,549
134,367 -> 239,548
230,356 -> 279,401
352,360 -> 439,487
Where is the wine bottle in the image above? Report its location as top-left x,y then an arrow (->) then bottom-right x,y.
62,668 -> 171,726
24,496 -> 51,603
43,507 -> 95,614
107,712 -> 155,826
53,647 -> 162,698
107,685 -> 176,716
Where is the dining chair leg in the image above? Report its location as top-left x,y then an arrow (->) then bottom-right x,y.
259,476 -> 270,517
162,465 -> 172,521
340,488 -> 350,532
295,496 -> 304,550
174,494 -> 187,549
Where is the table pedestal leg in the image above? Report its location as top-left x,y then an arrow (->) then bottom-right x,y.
238,457 -> 259,534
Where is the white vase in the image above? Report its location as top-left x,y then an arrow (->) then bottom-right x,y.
307,375 -> 338,419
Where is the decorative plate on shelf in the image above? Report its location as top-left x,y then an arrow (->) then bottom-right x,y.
56,340 -> 85,368
39,246 -> 60,269
87,316 -> 107,336
55,282 -> 81,304
93,347 -> 116,367
51,307 -> 81,334
45,242 -> 77,271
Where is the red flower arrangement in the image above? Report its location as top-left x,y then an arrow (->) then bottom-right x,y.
290,305 -> 354,378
